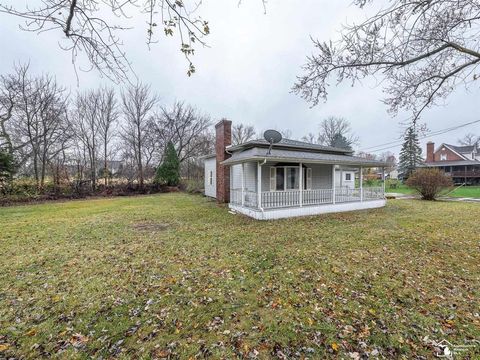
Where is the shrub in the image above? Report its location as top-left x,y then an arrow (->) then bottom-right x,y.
183,179 -> 203,194
155,142 -> 180,186
405,168 -> 453,200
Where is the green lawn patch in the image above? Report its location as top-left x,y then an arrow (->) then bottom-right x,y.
1,194 -> 479,358
387,184 -> 480,198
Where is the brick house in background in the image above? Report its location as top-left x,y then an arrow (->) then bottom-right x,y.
424,142 -> 480,185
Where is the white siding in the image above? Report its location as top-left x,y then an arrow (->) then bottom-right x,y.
335,169 -> 356,189
204,157 -> 216,198
231,162 -> 257,191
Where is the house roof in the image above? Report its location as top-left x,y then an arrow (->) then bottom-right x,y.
221,147 -> 389,167
227,138 -> 353,155
199,153 -> 216,159
445,144 -> 476,154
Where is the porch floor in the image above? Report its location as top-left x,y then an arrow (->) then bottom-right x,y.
229,198 -> 386,220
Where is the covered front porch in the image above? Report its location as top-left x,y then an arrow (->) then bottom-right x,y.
229,161 -> 386,220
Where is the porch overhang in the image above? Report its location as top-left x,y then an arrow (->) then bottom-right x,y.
221,147 -> 388,167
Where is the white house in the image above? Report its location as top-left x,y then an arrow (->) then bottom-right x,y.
203,120 -> 388,220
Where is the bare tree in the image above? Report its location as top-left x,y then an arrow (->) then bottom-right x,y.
301,132 -> 320,144
378,151 -> 397,173
13,64 -> 70,188
0,71 -> 19,155
316,116 -> 358,148
294,0 -> 480,122
154,101 -> 211,163
98,87 -> 119,185
232,123 -> 256,145
0,1 -> 216,81
121,83 -> 158,188
70,90 -> 102,189
458,133 -> 479,146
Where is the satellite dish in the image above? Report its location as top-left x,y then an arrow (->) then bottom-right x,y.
264,129 -> 282,144
263,130 -> 282,155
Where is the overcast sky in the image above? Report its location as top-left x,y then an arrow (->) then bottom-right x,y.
1,0 -> 479,158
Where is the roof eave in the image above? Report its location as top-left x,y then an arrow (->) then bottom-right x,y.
221,156 -> 388,167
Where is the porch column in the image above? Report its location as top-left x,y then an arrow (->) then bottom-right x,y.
360,166 -> 363,202
257,161 -> 262,209
332,164 -> 336,204
241,163 -> 245,207
382,167 -> 386,196
299,162 -> 303,207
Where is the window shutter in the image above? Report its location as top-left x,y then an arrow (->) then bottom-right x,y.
306,168 -> 312,190
270,167 -> 276,191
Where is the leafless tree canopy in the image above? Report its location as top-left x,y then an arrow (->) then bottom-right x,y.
1,64 -> 217,190
458,133 -> 479,146
121,83 -> 158,188
294,0 -> 480,122
0,0 -> 267,81
0,0 -> 213,81
154,101 -> 211,163
303,116 -> 359,148
232,123 -> 256,145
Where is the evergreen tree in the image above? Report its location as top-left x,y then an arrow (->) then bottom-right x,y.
155,142 -> 180,186
0,150 -> 15,183
330,133 -> 353,151
399,126 -> 423,179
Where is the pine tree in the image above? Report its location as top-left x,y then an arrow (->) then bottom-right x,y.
399,126 -> 423,179
330,133 -> 353,151
155,142 -> 180,186
0,150 -> 15,183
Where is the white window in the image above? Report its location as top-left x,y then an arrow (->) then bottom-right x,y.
440,153 -> 447,161
270,166 -> 304,191
209,171 -> 213,185
345,173 -> 352,181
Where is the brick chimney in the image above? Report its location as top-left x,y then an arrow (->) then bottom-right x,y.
426,141 -> 434,163
215,119 -> 232,203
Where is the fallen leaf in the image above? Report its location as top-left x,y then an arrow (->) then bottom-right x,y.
0,344 -> 10,351
25,329 -> 37,336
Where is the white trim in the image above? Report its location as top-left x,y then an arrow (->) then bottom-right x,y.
269,167 -> 276,191
257,162 -> 262,210
332,165 -> 336,204
241,163 -> 245,207
230,200 -> 386,220
359,166 -> 363,202
306,168 -> 312,190
269,166 -> 302,192
299,162 -> 303,207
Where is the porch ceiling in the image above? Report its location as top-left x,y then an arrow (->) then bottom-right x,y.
222,147 -> 389,167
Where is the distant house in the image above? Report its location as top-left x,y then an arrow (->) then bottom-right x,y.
424,142 -> 480,185
202,120 -> 388,220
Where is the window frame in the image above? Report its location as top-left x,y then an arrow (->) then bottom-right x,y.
269,166 -> 305,191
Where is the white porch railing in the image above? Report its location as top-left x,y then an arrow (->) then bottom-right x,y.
230,189 -> 258,208
231,186 -> 384,209
363,186 -> 384,200
303,189 -> 334,205
262,190 -> 300,209
335,187 -> 361,203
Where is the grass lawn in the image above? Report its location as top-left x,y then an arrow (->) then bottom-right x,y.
387,184 -> 480,198
1,194 -> 479,358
